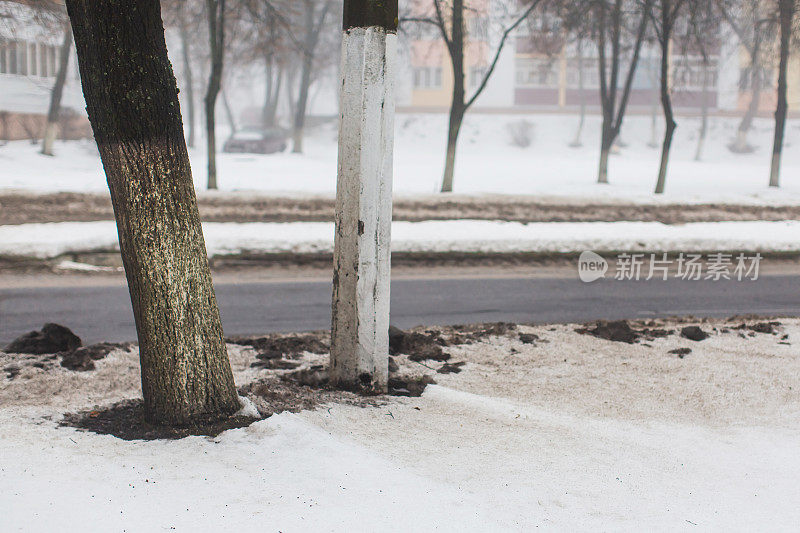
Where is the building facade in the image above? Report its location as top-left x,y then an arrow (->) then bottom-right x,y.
0,0 -> 88,141
398,0 -> 800,115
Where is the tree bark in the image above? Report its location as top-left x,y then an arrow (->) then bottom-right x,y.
41,26 -> 72,156
205,0 -> 226,189
65,0 -> 239,426
769,0 -> 793,188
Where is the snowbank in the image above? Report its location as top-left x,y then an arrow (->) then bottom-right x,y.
2,318 -> 800,530
3,219 -> 800,258
1,114 -> 799,203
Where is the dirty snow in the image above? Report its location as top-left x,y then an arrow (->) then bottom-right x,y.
1,319 -> 799,530
1,114 -> 799,204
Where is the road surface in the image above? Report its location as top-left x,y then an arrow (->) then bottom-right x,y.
2,274 -> 800,345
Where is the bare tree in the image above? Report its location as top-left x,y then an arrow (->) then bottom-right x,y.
292,0 -> 334,153
404,0 -> 543,193
769,0 -> 798,187
717,0 -> 778,153
592,0 -> 653,184
679,0 -> 721,161
651,0 -> 686,194
41,23 -> 72,156
162,0 -> 204,148
66,0 -> 240,425
205,0 -> 226,189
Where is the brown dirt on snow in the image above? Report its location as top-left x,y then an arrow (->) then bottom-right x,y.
6,191 -> 800,225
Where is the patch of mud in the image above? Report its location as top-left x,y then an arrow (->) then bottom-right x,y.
227,332 -> 328,371
279,364 -> 437,398
389,322 -> 517,362
60,400 -> 260,441
576,320 -> 674,344
226,332 -> 329,358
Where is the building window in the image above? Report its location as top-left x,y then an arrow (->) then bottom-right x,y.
566,58 -> 600,89
515,58 -> 559,88
413,67 -> 443,89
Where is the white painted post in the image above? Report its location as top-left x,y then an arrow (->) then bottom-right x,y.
330,1 -> 397,393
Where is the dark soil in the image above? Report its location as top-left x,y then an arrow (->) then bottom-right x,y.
669,348 -> 692,358
5,323 -> 82,355
437,362 -> 465,374
226,332 -> 328,359
61,377 -> 386,441
388,322 -> 517,361
60,342 -> 134,371
734,321 -> 782,335
280,364 -> 437,398
681,326 -> 710,342
576,320 -> 675,344
60,400 -> 260,441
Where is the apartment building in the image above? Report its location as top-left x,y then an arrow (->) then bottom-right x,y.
0,0 -> 87,140
399,0 -> 800,115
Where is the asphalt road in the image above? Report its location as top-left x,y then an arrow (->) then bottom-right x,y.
2,275 -> 800,345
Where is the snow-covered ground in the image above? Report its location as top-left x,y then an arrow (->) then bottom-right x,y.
2,219 -> 800,259
2,318 -> 799,530
1,113 -> 799,203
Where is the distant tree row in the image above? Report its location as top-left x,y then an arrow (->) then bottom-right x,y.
405,0 -> 799,194
159,0 -> 341,189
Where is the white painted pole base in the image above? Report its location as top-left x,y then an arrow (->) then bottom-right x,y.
330,27 -> 396,392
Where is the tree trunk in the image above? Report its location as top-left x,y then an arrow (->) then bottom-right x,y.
293,0 -> 328,154
292,49 -> 313,153
597,121 -> 613,184
65,0 -> 239,426
769,0 -> 793,188
694,63 -> 710,161
41,26 -> 72,156
179,12 -> 196,148
205,0 -> 225,190
331,0 -> 397,392
440,0 -> 465,193
267,66 -> 283,127
441,106 -> 464,193
262,55 -> 274,127
655,28 -> 676,195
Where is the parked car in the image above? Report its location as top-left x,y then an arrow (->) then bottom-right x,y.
222,127 -> 288,154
